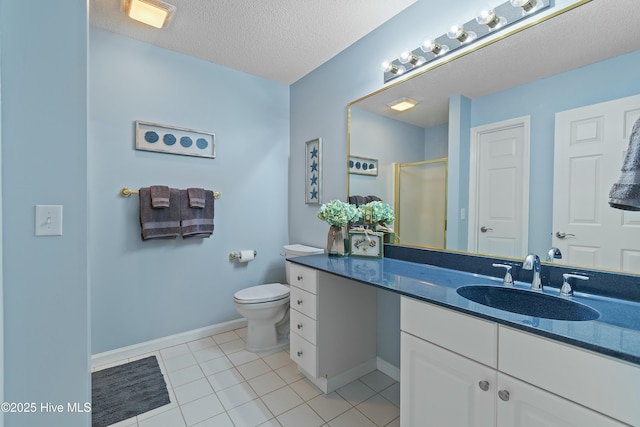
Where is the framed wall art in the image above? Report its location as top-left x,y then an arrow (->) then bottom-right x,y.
349,155 -> 378,176
135,121 -> 216,159
305,138 -> 322,204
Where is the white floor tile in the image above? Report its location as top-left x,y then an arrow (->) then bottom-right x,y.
384,417 -> 400,427
187,337 -> 216,352
174,378 -> 214,405
207,367 -> 245,392
192,345 -> 225,364
212,331 -> 241,344
227,399 -> 274,427
160,344 -> 191,360
289,378 -> 322,401
199,355 -> 234,376
138,407 -> 186,427
228,349 -> 261,366
274,362 -> 304,384
219,338 -> 247,354
237,359 -> 272,380
248,371 -> 287,396
262,351 -> 293,370
356,394 -> 400,427
217,381 -> 258,410
168,364 -> 205,388
261,386 -> 304,416
307,392 -> 351,422
380,383 -> 400,407
180,394 -> 225,426
359,371 -> 396,393
162,352 -> 198,373
336,380 -> 376,406
257,419 -> 281,427
192,412 -> 235,427
277,403 -> 325,427
328,408 -> 377,427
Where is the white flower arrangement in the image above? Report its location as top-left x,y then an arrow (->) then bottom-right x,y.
358,201 -> 395,225
317,200 -> 359,227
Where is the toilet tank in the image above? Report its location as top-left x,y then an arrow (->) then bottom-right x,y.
284,244 -> 324,283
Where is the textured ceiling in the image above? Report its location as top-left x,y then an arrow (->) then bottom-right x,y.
90,0 -> 416,85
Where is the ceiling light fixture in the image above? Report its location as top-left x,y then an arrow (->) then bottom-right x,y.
388,98 -> 419,112
382,0 -> 549,83
122,0 -> 176,29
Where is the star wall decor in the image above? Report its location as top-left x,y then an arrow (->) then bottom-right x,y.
305,138 -> 322,204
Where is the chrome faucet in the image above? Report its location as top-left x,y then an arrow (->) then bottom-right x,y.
522,253 -> 542,291
546,247 -> 562,262
560,273 -> 589,297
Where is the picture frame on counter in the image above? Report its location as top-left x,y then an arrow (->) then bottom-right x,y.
348,230 -> 383,258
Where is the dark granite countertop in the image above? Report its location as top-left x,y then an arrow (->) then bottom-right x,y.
288,254 -> 640,366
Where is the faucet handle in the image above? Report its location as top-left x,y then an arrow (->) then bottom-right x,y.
560,273 -> 589,297
492,263 -> 513,286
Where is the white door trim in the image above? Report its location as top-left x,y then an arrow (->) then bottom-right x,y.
468,116 -> 531,254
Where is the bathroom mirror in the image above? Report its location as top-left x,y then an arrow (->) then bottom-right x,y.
348,0 -> 640,274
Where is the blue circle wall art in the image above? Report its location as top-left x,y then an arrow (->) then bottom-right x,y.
144,131 -> 159,143
135,121 -> 216,159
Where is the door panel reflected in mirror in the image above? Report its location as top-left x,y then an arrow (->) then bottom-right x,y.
348,0 -> 640,275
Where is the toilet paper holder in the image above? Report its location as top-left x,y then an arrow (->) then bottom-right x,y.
229,250 -> 257,261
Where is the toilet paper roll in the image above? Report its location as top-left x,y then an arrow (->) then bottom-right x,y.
238,250 -> 255,263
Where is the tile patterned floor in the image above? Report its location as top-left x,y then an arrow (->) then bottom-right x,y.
92,327 -> 400,427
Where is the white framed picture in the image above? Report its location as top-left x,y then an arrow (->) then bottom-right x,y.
305,138 -> 322,204
135,121 -> 215,159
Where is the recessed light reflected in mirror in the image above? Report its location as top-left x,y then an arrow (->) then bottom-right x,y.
387,98 -> 418,112
122,0 -> 176,29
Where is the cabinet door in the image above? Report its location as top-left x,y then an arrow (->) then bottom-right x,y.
497,374 -> 627,427
401,332 -> 496,427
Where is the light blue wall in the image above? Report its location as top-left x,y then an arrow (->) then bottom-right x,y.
350,107 -> 425,203
89,28 -> 290,353
464,49 -> 640,256
425,123 -> 448,160
1,1 -> 90,426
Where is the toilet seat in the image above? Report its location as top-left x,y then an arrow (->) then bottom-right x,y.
234,283 -> 289,304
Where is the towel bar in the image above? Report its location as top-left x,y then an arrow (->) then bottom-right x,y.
120,187 -> 221,200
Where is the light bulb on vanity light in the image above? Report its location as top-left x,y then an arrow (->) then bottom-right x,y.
382,61 -> 406,76
510,0 -> 539,14
399,51 -> 426,66
420,39 -> 450,56
447,24 -> 477,44
476,9 -> 507,30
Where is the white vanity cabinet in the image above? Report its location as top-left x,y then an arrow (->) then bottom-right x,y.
288,262 -> 377,393
401,296 -> 634,427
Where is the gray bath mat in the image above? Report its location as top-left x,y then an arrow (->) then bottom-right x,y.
91,355 -> 170,427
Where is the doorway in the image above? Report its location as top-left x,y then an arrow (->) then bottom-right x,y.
468,117 -> 530,257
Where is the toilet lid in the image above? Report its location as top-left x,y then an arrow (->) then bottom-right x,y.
234,283 -> 289,303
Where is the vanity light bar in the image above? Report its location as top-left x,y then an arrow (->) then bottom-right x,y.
383,0 -> 549,83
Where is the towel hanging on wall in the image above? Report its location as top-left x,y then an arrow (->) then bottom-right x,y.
609,116 -> 640,210
139,187 -> 181,240
180,189 -> 215,238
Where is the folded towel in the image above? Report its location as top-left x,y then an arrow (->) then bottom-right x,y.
187,188 -> 206,208
150,185 -> 170,208
180,189 -> 214,238
139,187 -> 181,240
609,117 -> 640,211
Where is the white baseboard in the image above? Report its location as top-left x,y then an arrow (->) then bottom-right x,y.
376,357 -> 400,382
91,318 -> 248,368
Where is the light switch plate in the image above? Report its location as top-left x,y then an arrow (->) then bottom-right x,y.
35,205 -> 63,236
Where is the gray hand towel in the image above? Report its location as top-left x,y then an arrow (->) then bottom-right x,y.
139,187 -> 181,240
609,117 -> 640,211
180,189 -> 214,238
187,188 -> 206,208
150,185 -> 170,208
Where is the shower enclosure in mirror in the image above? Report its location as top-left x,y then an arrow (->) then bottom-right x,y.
347,0 -> 640,275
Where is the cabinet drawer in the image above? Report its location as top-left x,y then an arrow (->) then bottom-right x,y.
499,326 -> 640,426
290,309 -> 317,345
290,331 -> 317,376
289,263 -> 318,294
401,296 -> 497,368
290,286 -> 317,319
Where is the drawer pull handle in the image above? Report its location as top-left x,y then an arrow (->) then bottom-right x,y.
297,323 -> 303,329
297,275 -> 303,281
297,299 -> 303,305
297,350 -> 303,357
498,390 -> 510,401
478,380 -> 490,391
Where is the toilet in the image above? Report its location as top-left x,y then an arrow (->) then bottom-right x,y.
233,244 -> 324,353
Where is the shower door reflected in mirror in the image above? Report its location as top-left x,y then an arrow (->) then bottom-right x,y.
394,159 -> 447,248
